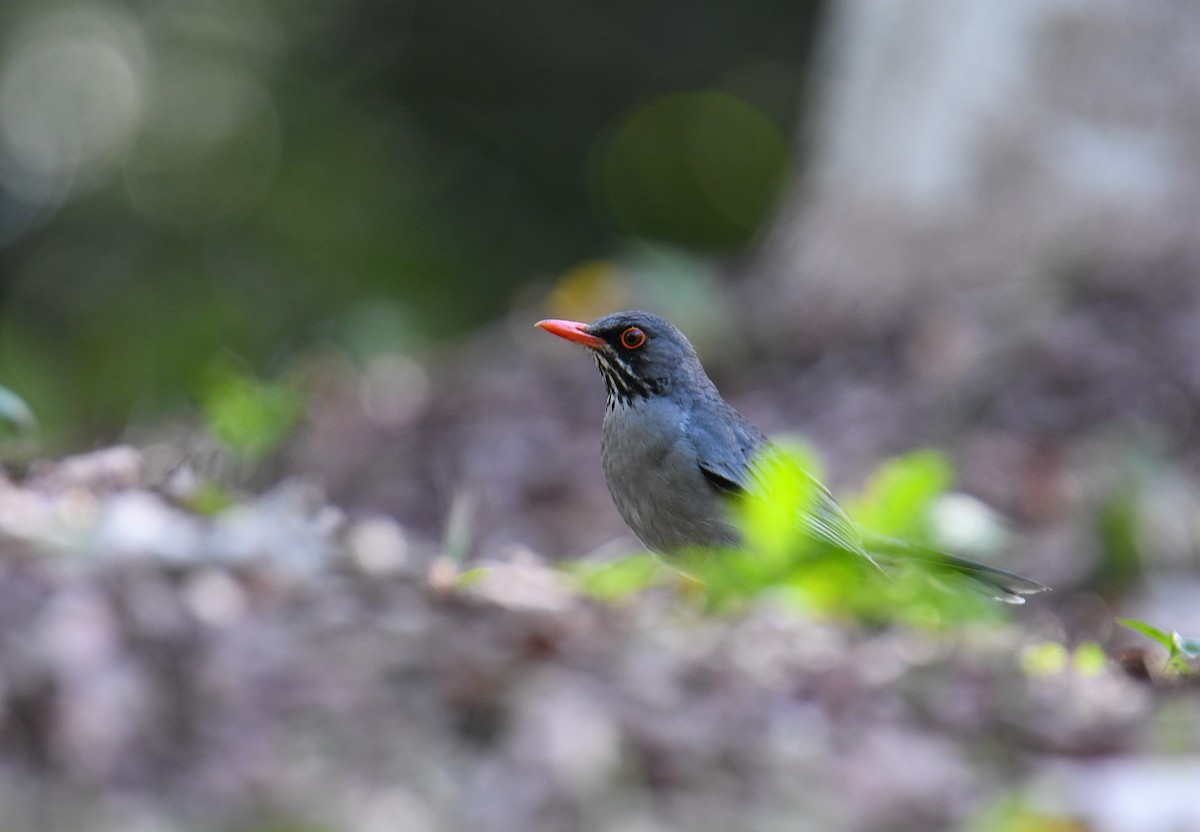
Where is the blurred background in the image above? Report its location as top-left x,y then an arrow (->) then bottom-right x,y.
3,0 -> 1200,597
3,2 -> 1200,831
0,0 -> 812,438
5,0 -> 1200,590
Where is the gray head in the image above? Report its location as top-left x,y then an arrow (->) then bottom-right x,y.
536,311 -> 710,407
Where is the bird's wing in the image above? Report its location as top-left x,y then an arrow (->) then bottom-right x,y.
687,398 -> 765,496
685,399 -> 1045,599
801,481 -> 880,565
688,401 -> 877,564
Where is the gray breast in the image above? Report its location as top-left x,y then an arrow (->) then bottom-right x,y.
600,397 -> 738,553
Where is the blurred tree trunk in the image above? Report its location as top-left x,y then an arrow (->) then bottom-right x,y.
753,0 -> 1200,333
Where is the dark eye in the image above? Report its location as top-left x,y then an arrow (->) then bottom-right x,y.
620,327 -> 646,349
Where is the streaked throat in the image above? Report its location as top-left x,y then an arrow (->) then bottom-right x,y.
594,352 -> 658,409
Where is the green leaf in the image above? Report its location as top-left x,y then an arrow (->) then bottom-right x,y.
686,443 -> 998,627
853,450 -> 953,538
203,361 -> 305,459
1116,617 -> 1176,652
735,439 -> 823,561
967,791 -> 1079,832
1020,641 -> 1069,677
568,554 -> 665,602
1096,490 -> 1143,589
1072,641 -> 1109,676
1118,617 -> 1200,676
455,567 -> 490,588
181,481 -> 238,516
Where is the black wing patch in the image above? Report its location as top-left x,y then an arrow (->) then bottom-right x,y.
700,462 -> 747,496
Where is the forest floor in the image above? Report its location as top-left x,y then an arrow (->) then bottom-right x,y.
3,276 -> 1200,832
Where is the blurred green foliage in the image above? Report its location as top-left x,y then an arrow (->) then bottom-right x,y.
967,793 -> 1083,832
1019,640 -> 1107,678
845,450 -> 953,542
570,553 -> 667,603
1091,446 -> 1197,595
1096,484 -> 1144,592
202,360 -> 304,459
178,481 -> 239,517
572,444 -> 1001,628
0,0 -> 819,442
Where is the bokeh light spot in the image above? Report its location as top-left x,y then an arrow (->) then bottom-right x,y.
594,91 -> 791,249
123,60 -> 280,229
0,6 -> 144,207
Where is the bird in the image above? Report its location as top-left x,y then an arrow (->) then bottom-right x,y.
536,310 -> 1048,603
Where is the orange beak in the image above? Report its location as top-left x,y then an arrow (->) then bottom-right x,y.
535,319 -> 606,349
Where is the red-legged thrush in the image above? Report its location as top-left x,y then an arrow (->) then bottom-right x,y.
537,310 -> 1048,603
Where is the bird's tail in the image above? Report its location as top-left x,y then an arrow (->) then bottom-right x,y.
863,534 -> 1050,605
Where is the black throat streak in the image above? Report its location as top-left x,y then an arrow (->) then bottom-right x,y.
594,353 -> 661,409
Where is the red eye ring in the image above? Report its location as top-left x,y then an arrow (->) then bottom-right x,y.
620,327 -> 646,349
